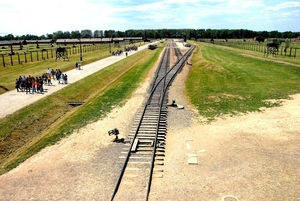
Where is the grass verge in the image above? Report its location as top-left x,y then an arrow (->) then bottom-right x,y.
186,42 -> 300,121
0,43 -> 164,175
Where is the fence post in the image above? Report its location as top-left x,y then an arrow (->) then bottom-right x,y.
30,52 -> 33,62
259,44 -> 262,52
17,52 -> 20,64
10,54 -> 13,66
1,54 -> 5,67
36,51 -> 39,61
289,47 -> 293,57
24,52 -> 27,63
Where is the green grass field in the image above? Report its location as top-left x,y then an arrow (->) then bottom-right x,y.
186,41 -> 300,121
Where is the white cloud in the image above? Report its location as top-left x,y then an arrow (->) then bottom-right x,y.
266,1 -> 300,11
229,0 -> 265,8
0,0 -> 299,35
164,0 -> 199,3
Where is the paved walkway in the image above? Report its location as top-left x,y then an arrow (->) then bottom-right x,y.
0,44 -> 151,118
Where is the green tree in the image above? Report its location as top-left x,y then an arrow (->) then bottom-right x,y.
63,31 -> 71,38
94,30 -> 101,38
81,29 -> 93,38
71,30 -> 80,39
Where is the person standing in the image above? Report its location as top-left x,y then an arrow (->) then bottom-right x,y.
31,78 -> 36,94
39,77 -> 44,93
36,79 -> 41,93
47,74 -> 52,85
25,79 -> 31,94
64,74 -> 68,84
15,79 -> 21,92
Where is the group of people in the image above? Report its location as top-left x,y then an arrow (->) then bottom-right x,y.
111,49 -> 123,56
15,75 -> 48,94
124,46 -> 138,51
48,68 -> 68,84
15,68 -> 68,94
54,69 -> 68,84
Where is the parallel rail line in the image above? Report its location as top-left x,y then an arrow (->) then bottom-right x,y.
111,40 -> 195,201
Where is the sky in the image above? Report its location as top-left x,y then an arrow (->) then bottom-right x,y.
0,0 -> 299,36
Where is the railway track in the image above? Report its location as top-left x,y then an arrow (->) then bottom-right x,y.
111,40 -> 195,201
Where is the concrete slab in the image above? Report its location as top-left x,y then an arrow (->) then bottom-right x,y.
188,153 -> 198,165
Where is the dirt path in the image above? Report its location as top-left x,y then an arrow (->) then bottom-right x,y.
0,43 -> 299,201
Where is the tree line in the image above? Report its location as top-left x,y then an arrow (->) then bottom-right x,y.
1,29 -> 299,41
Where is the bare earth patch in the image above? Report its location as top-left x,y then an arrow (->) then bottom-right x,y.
0,45 -> 299,201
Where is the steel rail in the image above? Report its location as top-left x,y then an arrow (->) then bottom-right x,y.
110,42 -> 171,201
146,42 -> 195,201
110,40 -> 195,201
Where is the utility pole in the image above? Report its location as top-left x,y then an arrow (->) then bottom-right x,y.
79,33 -> 82,61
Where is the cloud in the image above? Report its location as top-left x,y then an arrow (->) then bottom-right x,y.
0,0 -> 299,36
266,1 -> 300,11
229,0 -> 265,8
